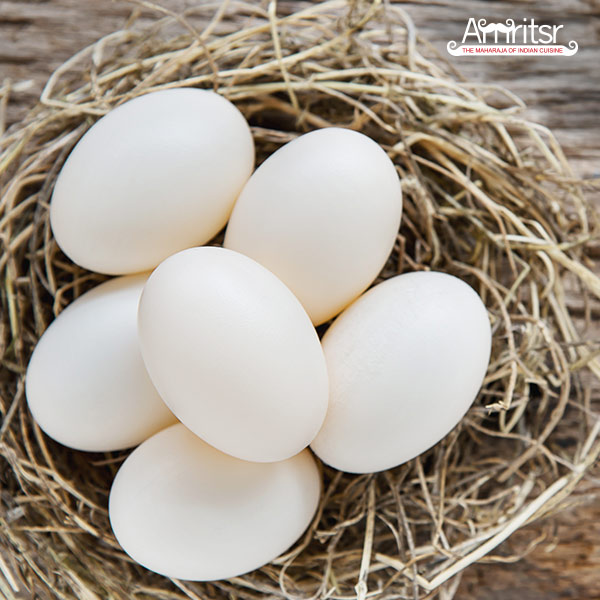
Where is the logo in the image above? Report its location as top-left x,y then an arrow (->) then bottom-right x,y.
447,18 -> 578,56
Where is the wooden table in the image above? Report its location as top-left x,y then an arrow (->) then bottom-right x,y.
1,1 -> 599,598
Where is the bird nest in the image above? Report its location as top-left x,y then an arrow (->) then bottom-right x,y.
1,1 -> 599,599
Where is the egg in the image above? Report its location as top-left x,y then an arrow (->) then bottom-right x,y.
109,423 -> 321,580
224,127 -> 402,326
50,88 -> 254,275
137,247 -> 329,463
310,271 -> 492,473
25,275 -> 177,452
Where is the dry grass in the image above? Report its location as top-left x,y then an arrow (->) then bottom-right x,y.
1,1 -> 599,598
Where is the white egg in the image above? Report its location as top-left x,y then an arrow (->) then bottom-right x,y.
50,88 -> 254,275
137,247 -> 329,463
25,275 -> 176,452
310,271 -> 492,473
224,127 -> 402,325
109,423 -> 320,580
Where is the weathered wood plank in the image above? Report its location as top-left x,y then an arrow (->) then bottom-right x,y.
402,0 -> 600,180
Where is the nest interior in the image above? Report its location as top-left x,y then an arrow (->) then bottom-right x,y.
1,1 -> 599,599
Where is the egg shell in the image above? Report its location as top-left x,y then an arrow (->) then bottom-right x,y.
50,88 -> 254,275
310,271 -> 492,473
109,423 -> 321,580
224,127 -> 402,325
137,247 -> 329,463
25,275 -> 177,452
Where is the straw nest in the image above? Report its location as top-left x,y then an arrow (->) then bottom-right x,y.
1,1 -> 599,598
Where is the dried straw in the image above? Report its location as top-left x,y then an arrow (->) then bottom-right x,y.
1,1 -> 599,599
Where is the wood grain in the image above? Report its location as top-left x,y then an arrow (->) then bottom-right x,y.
1,2 -> 599,599
404,0 -> 600,181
